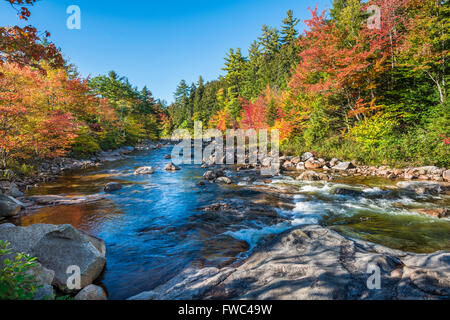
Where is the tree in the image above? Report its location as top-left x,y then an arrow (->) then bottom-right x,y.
281,10 -> 299,44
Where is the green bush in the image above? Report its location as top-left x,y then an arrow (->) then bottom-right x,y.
0,240 -> 41,300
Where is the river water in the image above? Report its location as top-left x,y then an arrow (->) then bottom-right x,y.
18,146 -> 450,299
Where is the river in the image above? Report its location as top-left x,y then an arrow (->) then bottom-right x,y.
18,145 -> 450,299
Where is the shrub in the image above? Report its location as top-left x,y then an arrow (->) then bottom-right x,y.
0,240 -> 41,300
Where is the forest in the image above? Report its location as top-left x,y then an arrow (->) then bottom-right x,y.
0,0 -> 449,177
166,0 -> 449,167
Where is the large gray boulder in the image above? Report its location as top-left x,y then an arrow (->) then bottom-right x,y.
0,223 -> 106,291
130,225 -> 450,300
332,161 -> 355,171
0,194 -> 23,218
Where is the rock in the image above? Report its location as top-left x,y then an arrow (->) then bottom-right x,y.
291,157 -> 301,164
296,171 -> 329,181
131,225 -> 450,300
203,170 -> 216,181
397,181 -> 449,195
332,161 -> 355,171
104,182 -> 122,192
26,263 -> 55,300
329,158 -> 340,167
296,162 -> 306,171
216,177 -> 232,184
282,161 -> 295,170
0,181 -> 24,198
443,170 -> 450,182
134,166 -> 155,175
301,152 -> 314,162
74,284 -> 108,300
0,224 -> 106,291
414,208 -> 450,219
333,188 -> 364,197
28,194 -> 104,206
0,194 -> 23,218
260,157 -> 273,167
305,159 -> 324,169
164,154 -> 172,160
164,163 -> 180,171
196,181 -> 205,186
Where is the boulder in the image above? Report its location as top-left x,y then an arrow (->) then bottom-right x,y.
164,154 -> 172,160
0,194 -> 23,218
397,181 -> 449,195
203,170 -> 216,181
332,161 -> 355,171
128,225 -> 450,300
296,162 -> 306,171
414,208 -> 450,219
329,158 -> 340,167
301,152 -> 314,162
74,284 -> 108,300
0,181 -> 24,198
333,188 -> 364,197
26,263 -> 55,300
0,224 -> 106,291
443,170 -> 450,182
104,182 -> 122,192
296,171 -> 329,181
305,159 -> 324,169
164,163 -> 180,171
134,166 -> 155,175
216,177 -> 232,184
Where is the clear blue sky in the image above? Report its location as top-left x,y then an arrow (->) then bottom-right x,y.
0,0 -> 332,103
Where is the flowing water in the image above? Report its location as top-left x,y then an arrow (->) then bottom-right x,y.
17,146 -> 450,299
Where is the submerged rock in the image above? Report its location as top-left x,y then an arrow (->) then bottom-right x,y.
104,182 -> 123,192
203,170 -> 217,181
0,224 -> 106,292
130,225 -> 450,300
216,177 -> 232,184
134,166 -> 155,175
164,163 -> 180,171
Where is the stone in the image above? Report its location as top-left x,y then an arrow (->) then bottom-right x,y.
164,154 -> 172,159
134,166 -> 155,175
305,159 -> 323,169
216,177 -> 232,184
74,284 -> 108,300
26,263 -> 55,300
332,161 -> 355,171
0,224 -> 106,291
203,170 -> 216,181
329,158 -> 340,167
414,208 -> 450,219
333,188 -> 364,197
443,170 -> 450,182
104,182 -> 122,192
296,171 -> 329,181
0,194 -> 23,218
129,225 -> 450,300
164,163 -> 180,171
397,181 -> 449,195
301,152 -> 314,162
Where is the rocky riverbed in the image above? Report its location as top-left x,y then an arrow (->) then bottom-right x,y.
1,141 -> 449,300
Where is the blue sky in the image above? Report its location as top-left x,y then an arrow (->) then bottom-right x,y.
0,0 -> 332,103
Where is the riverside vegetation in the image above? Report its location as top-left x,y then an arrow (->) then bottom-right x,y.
0,0 -> 449,300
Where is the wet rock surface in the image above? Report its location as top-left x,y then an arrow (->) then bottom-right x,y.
130,225 -> 450,300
